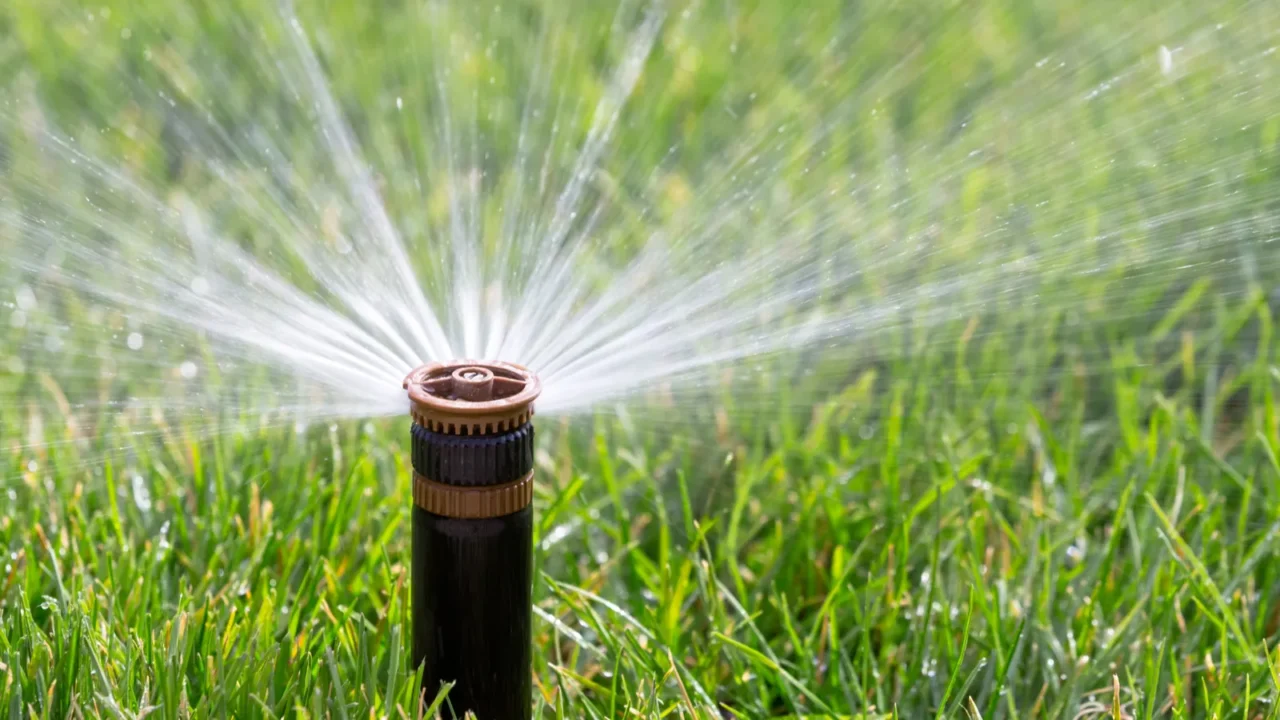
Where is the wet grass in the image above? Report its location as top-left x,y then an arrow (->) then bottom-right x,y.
3,0 -> 1280,717
3,287 -> 1279,718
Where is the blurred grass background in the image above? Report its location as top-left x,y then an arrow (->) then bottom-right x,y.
2,0 -> 1280,717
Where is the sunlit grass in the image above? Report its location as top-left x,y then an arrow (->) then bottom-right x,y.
3,284 -> 1278,717
2,0 -> 1280,717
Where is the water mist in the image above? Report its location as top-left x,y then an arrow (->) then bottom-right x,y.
2,0 -> 1280,715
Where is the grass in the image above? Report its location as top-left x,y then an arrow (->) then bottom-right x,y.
2,0 -> 1280,717
3,294 -> 1280,719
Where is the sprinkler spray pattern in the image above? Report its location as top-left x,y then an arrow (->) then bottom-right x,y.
1,0 -> 1278,457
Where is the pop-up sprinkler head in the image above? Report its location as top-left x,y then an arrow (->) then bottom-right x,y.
405,360 -> 540,719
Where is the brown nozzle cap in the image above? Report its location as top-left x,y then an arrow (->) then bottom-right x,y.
404,360 -> 541,435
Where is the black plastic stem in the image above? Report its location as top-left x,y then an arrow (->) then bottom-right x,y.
413,506 -> 532,719
411,422 -> 534,720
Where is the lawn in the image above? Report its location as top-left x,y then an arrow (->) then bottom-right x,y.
2,0 -> 1280,718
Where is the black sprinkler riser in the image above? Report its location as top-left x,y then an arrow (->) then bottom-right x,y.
413,504 -> 533,720
405,361 -> 540,720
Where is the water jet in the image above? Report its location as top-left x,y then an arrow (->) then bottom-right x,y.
405,360 -> 540,719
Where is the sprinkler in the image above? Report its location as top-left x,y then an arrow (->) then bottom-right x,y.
405,360 -> 540,720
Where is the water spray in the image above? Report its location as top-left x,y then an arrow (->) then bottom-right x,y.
405,360 -> 540,719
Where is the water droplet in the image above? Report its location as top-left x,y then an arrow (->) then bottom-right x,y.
1066,542 -> 1086,564
127,332 -> 144,350
179,361 -> 198,379
132,474 -> 152,513
1159,45 -> 1174,76
15,285 -> 36,311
